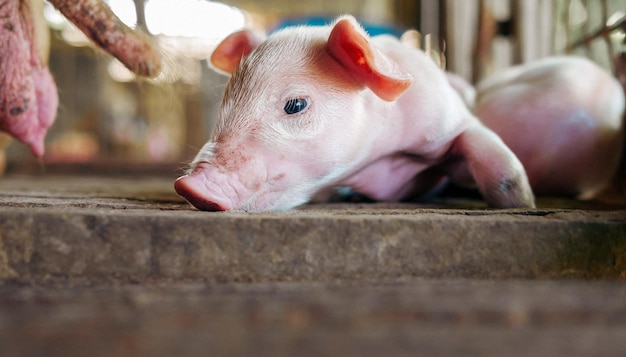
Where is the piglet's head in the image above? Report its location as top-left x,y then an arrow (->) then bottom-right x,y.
175,15 -> 413,211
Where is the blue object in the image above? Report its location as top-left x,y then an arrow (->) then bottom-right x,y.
271,15 -> 405,38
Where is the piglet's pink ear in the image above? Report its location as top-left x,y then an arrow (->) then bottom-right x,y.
327,16 -> 413,101
210,30 -> 266,75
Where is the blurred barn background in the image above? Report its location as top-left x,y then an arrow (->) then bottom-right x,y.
5,0 -> 625,182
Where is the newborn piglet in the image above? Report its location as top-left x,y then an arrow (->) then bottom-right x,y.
176,16 -> 534,211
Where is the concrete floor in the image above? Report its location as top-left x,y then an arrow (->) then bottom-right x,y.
0,173 -> 625,356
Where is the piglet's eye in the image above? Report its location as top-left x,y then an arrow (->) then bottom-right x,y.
284,98 -> 309,115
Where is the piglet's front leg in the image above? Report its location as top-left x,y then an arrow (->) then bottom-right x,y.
446,124 -> 535,208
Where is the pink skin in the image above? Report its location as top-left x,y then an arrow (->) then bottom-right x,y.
1,0 -> 159,157
175,15 -> 534,211
473,57 -> 625,199
0,0 -> 58,157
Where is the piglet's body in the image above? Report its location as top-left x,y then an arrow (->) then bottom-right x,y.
175,16 -> 534,211
473,57 -> 625,199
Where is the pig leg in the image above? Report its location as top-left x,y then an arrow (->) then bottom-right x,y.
445,124 -> 535,208
48,0 -> 161,77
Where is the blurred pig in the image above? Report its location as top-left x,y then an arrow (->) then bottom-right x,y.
1,0 -> 58,157
0,0 -> 161,160
473,57 -> 625,199
175,15 -> 534,211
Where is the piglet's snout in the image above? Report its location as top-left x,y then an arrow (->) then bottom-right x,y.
175,174 -> 233,211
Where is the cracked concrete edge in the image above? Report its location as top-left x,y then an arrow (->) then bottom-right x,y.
0,206 -> 625,282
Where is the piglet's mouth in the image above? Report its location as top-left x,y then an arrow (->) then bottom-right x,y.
174,175 -> 232,211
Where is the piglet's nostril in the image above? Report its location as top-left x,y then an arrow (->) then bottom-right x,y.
185,196 -> 228,211
174,175 -> 231,211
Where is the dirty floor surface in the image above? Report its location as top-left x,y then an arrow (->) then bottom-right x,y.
0,173 -> 625,356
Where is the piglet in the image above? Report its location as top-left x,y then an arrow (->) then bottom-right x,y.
175,15 -> 534,211
473,57 -> 625,199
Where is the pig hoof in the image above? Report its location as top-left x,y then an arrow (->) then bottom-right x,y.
495,177 -> 536,208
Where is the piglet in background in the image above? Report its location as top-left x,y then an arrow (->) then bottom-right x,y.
175,15 -> 535,211
471,57 -> 625,199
